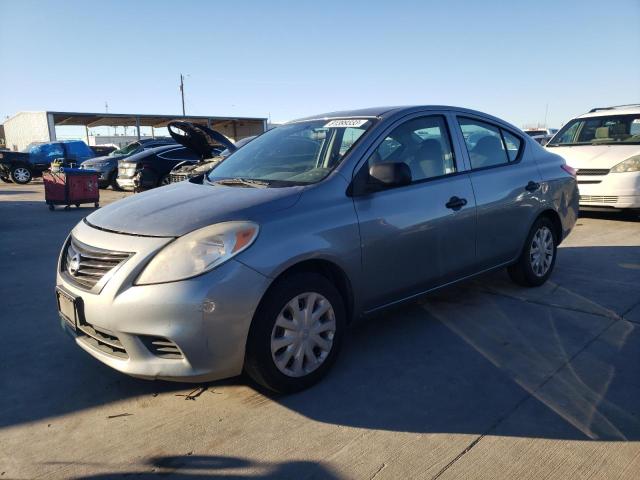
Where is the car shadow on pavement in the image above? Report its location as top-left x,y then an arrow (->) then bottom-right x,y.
579,209 -> 640,222
64,455 -> 340,479
1,198 -> 639,444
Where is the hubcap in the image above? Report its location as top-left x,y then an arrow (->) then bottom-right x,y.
14,168 -> 30,182
530,226 -> 554,277
270,292 -> 336,378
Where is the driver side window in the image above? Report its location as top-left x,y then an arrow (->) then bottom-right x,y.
367,115 -> 456,183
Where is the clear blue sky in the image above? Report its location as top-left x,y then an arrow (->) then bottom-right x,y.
1,0 -> 639,128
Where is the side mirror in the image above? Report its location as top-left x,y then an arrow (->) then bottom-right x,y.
368,162 -> 412,189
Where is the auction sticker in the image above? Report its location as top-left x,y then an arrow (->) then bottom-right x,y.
324,119 -> 369,128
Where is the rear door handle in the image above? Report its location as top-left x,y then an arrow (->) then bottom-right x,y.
445,196 -> 467,211
525,181 -> 540,192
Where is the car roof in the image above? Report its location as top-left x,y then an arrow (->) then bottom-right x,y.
577,104 -> 640,118
289,105 -> 519,129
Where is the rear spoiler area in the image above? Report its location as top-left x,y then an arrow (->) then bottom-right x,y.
167,121 -> 236,160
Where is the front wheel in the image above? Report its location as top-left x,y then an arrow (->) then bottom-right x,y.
10,166 -> 32,184
508,217 -> 557,287
158,174 -> 171,187
0,176 -> 11,183
244,272 -> 345,393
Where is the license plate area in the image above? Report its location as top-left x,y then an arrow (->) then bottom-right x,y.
56,287 -> 81,331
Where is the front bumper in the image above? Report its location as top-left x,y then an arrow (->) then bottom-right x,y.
56,220 -> 271,382
116,178 -> 135,190
577,171 -> 640,209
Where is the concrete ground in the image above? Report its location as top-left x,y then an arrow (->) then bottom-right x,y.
1,179 -> 639,479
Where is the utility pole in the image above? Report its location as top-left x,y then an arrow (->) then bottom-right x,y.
105,101 -> 109,113
180,74 -> 186,116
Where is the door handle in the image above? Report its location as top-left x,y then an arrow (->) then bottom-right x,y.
525,181 -> 540,192
445,196 -> 467,211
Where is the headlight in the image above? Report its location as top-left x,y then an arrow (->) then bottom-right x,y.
135,221 -> 259,285
610,155 -> 640,173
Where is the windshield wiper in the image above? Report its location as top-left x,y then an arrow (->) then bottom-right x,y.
213,177 -> 270,188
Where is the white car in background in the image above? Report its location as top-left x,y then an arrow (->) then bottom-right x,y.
525,128 -> 558,146
546,105 -> 640,210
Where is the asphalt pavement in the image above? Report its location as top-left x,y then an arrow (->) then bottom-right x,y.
1,180 -> 639,479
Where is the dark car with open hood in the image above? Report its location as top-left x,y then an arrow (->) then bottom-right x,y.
80,138 -> 176,189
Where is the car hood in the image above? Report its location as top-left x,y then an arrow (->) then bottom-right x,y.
82,155 -> 119,165
86,179 -> 303,237
547,145 -> 640,169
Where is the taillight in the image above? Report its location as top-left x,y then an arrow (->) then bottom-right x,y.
561,164 -> 576,177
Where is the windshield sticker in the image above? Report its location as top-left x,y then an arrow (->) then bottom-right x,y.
324,119 -> 368,128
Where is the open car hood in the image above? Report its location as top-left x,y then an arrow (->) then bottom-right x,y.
168,121 -> 236,160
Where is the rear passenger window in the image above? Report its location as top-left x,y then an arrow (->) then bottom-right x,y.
367,115 -> 456,183
458,118 -> 508,169
502,130 -> 521,161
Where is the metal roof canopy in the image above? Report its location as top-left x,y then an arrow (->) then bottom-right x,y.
49,111 -> 267,129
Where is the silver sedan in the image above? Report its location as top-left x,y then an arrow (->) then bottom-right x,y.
56,106 -> 579,393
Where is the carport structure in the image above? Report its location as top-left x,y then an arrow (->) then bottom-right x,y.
49,111 -> 268,143
1,110 -> 268,151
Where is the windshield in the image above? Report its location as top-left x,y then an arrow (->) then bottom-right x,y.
219,135 -> 256,158
548,114 -> 640,146
207,119 -> 374,185
110,141 -> 141,156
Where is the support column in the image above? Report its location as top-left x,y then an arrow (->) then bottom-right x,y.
46,112 -> 57,141
135,117 -> 141,140
85,125 -> 90,145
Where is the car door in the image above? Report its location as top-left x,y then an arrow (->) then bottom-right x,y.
454,115 -> 543,268
352,113 -> 477,311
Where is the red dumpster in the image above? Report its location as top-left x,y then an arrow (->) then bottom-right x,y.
43,168 -> 100,211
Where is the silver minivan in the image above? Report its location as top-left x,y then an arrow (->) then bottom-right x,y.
56,106 -> 579,393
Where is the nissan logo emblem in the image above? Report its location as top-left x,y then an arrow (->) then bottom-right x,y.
68,254 -> 81,276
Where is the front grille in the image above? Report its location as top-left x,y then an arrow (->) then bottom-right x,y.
77,322 -> 128,358
140,336 -> 184,359
576,168 -> 610,176
580,195 -> 618,204
63,238 -> 132,291
170,172 -> 190,183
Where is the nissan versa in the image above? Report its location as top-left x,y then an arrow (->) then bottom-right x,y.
56,106 -> 578,393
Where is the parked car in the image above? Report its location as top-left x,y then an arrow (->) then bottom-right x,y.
80,138 -> 176,189
89,145 -> 118,156
0,140 -> 94,184
115,145 -> 202,191
546,104 -> 640,210
169,128 -> 255,183
56,105 -> 578,393
524,128 -> 558,146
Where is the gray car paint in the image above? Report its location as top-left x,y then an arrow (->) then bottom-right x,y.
58,105 -> 579,383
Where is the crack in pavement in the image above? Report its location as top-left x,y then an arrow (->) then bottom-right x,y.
429,307 -> 622,479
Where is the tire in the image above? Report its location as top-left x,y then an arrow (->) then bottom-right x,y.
508,216 -> 558,287
10,166 -> 32,184
1,176 -> 11,183
109,171 -> 122,190
244,272 -> 345,394
158,174 -> 171,187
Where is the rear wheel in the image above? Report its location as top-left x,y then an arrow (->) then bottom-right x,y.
244,272 -> 345,393
10,166 -> 32,184
508,216 -> 557,287
158,174 -> 171,187
109,171 -> 122,190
